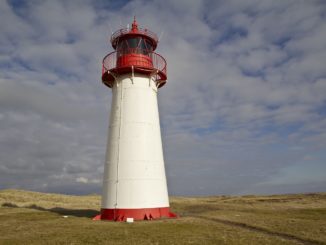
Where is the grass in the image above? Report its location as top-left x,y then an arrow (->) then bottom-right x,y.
0,190 -> 326,244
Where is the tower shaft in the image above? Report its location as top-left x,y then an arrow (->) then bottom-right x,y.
98,74 -> 174,221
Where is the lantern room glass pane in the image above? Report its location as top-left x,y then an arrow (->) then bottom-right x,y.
145,40 -> 153,51
117,40 -> 128,55
139,39 -> 146,50
139,39 -> 149,55
117,37 -> 154,56
127,38 -> 139,48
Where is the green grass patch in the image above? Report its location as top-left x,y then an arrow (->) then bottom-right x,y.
1,189 -> 325,244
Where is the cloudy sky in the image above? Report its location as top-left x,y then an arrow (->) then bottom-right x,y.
0,0 -> 326,196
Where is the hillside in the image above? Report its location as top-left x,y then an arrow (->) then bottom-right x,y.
0,189 -> 325,244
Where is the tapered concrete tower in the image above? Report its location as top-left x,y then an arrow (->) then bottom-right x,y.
94,18 -> 176,221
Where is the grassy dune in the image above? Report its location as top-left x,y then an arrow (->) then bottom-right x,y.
0,189 -> 326,244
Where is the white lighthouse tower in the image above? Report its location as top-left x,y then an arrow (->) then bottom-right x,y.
94,18 -> 176,221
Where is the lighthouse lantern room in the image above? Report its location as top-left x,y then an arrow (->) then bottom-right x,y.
95,17 -> 176,221
102,17 -> 167,89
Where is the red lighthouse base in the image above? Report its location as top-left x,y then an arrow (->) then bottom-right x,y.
93,207 -> 177,221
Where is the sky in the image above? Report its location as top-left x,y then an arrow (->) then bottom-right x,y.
0,0 -> 326,196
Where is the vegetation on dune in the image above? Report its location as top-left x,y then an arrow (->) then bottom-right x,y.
0,189 -> 326,245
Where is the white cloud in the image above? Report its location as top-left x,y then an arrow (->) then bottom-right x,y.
76,177 -> 89,184
0,0 -> 325,195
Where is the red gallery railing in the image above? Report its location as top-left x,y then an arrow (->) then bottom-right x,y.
102,51 -> 167,84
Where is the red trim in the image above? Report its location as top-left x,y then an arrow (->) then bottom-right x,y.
93,207 -> 177,221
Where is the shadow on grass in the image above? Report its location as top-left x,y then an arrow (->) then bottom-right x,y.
2,202 -> 99,218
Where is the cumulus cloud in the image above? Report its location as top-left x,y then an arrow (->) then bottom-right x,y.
0,0 -> 325,195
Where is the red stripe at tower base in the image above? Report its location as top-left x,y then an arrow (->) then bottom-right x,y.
93,207 -> 177,221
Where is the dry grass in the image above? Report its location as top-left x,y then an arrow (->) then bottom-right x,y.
0,189 -> 325,245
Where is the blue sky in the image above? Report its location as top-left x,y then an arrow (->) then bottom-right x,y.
0,0 -> 325,195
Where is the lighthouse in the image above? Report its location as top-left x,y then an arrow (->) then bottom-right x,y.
94,18 -> 176,221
